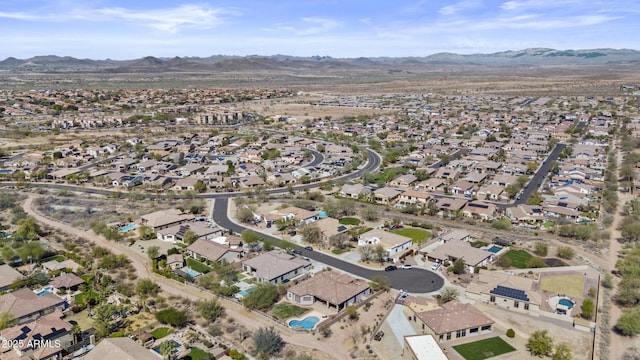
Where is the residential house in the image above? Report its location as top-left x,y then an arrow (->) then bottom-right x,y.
286,271 -> 371,311
413,301 -> 494,342
314,218 -> 349,243
173,177 -> 201,191
373,187 -> 403,205
84,337 -> 158,360
41,259 -> 81,273
466,270 -> 542,315
490,174 -> 518,187
389,174 -> 418,188
358,229 -> 412,256
167,254 -> 184,270
0,311 -> 73,360
463,172 -> 488,184
0,288 -> 66,324
433,168 -> 460,181
0,264 -> 25,292
398,189 -> 433,207
241,250 -> 311,284
462,201 -> 497,220
186,239 -> 243,264
417,178 -> 447,192
139,209 -> 195,231
477,184 -> 509,202
48,273 -> 85,293
435,198 -> 468,216
273,207 -> 317,225
267,173 -> 297,186
440,230 -> 472,243
157,223 -> 223,243
506,205 -> 546,223
339,183 -> 372,199
424,241 -> 493,271
449,180 -> 476,197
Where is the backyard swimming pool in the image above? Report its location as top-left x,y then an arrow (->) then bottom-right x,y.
317,211 -> 328,219
558,298 -> 574,309
36,285 -> 54,296
288,316 -> 320,330
486,245 -> 502,253
152,339 -> 181,355
119,223 -> 138,232
183,268 -> 201,278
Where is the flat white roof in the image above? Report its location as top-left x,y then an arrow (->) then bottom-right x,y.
404,335 -> 448,360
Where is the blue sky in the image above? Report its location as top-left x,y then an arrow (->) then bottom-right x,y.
0,0 -> 637,59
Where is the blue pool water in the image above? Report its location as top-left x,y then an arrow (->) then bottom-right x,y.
487,245 -> 502,253
119,223 -> 138,232
0,169 -> 12,174
152,340 -> 180,355
317,211 -> 328,219
0,231 -> 10,238
238,288 -> 254,298
288,316 -> 320,330
36,286 -> 54,296
183,268 -> 201,278
558,298 -> 574,309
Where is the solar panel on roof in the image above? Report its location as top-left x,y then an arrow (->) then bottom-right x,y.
490,285 -> 530,302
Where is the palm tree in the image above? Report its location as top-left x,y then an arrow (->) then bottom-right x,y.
159,340 -> 175,360
71,324 -> 82,344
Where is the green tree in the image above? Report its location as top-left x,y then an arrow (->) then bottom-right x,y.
616,308 -> 640,336
136,278 -> 159,307
534,242 -> 548,257
147,245 -> 160,260
527,191 -> 543,205
438,287 -> 459,304
553,343 -> 572,360
156,307 -> 188,327
452,258 -> 465,274
556,246 -> 575,259
138,224 -> 155,240
197,298 -> 225,322
581,298 -> 595,319
253,326 -> 285,357
0,312 -> 17,330
242,283 -> 279,310
241,229 -> 261,248
301,224 -> 322,245
182,230 -> 198,245
527,330 -> 554,356
17,241 -> 46,263
14,216 -> 41,240
361,206 -> 380,221
194,181 -> 208,193
159,339 -> 175,360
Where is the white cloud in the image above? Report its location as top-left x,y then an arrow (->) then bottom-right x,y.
0,4 -> 238,33
438,0 -> 482,16
297,17 -> 340,35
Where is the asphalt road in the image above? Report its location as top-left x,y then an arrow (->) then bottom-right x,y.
211,148 -> 443,293
514,143 -> 566,206
214,198 -> 444,293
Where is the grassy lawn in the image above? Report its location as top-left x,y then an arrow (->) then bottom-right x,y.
271,303 -> 310,319
74,290 -> 100,307
151,327 -> 173,339
502,250 -> 534,269
236,272 -> 246,280
453,337 -> 516,360
540,274 -> 585,298
332,248 -> 350,254
391,228 -> 431,244
339,217 -> 361,225
186,258 -> 212,274
65,309 -> 93,330
182,347 -> 214,360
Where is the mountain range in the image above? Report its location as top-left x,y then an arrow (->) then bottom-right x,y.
1,48 -> 639,73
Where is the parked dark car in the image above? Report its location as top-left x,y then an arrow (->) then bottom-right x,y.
374,331 -> 385,341
385,265 -> 397,272
304,246 -> 313,251
288,230 -> 297,236
292,249 -> 302,255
